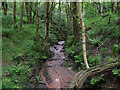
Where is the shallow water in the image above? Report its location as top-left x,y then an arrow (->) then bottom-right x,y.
40,41 -> 75,88
26,41 -> 75,88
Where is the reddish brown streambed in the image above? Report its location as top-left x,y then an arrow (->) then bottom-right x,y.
40,41 -> 76,88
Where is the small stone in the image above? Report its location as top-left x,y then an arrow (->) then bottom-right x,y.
58,41 -> 65,45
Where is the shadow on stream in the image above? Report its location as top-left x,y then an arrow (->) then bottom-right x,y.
26,41 -> 76,88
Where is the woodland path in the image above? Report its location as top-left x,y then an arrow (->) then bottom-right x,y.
40,41 -> 76,88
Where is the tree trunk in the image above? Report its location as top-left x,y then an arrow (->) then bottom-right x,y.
116,0 -> 119,11
96,2 -> 101,14
78,2 -> 89,69
19,2 -> 24,31
57,1 -> 65,39
82,2 -> 83,13
70,61 -> 119,88
103,2 -> 107,13
73,2 -> 80,45
25,2 -> 29,20
58,1 -> 61,33
32,10 -> 36,24
111,2 -> 114,13
93,2 -> 96,17
100,3 -> 103,17
2,2 -> 8,15
35,2 -> 39,40
66,3 -> 71,35
42,2 -> 50,51
13,1 -> 17,28
58,1 -> 62,39
28,2 -> 33,24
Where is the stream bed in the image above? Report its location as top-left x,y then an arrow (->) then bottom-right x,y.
40,41 -> 76,88
26,41 -> 76,88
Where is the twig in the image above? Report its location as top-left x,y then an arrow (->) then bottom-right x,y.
96,39 -> 107,50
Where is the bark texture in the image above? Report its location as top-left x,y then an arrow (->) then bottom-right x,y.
79,2 -> 89,69
35,2 -> 39,40
111,2 -> 114,13
28,2 -> 33,24
70,61 -> 120,88
42,2 -> 50,51
19,2 -> 24,31
73,2 -> 80,45
2,2 -> 8,15
13,1 -> 17,28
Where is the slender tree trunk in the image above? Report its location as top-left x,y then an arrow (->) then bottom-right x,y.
58,1 -> 65,39
78,2 -> 89,69
66,4 -> 71,35
116,0 -> 119,11
73,2 -> 80,45
2,2 -> 8,15
28,2 -> 33,24
13,1 -> 17,28
5,3 -> 7,15
100,3 -> 103,17
42,2 -> 50,51
33,10 -> 36,24
45,2 -> 50,43
82,2 -> 83,13
25,2 -> 29,20
103,2 -> 107,12
69,3 -> 72,34
68,4 -> 71,34
58,1 -> 61,33
97,2 -> 101,14
93,2 -> 96,17
58,1 -> 62,38
19,2 -> 24,31
35,2 -> 39,40
111,2 -> 114,13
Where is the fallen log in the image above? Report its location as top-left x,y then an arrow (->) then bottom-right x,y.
70,60 -> 120,88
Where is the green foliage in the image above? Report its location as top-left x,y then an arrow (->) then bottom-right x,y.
2,24 -> 49,88
66,44 -> 76,56
84,3 -> 97,19
89,38 -> 101,46
112,68 -> 120,77
2,63 -> 31,88
65,35 -> 74,47
111,44 -> 119,56
2,24 -> 49,63
2,15 -> 13,28
88,54 -> 101,67
90,74 -> 104,85
9,63 -> 31,75
105,56 -> 114,62
2,2 -> 120,88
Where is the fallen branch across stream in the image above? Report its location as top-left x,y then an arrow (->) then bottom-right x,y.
70,61 -> 120,88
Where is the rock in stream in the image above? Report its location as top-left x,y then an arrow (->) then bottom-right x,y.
40,41 -> 76,88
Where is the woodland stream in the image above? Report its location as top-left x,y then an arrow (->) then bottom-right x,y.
39,41 -> 76,88
26,41 -> 76,88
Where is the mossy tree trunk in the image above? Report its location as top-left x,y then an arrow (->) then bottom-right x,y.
70,61 -> 119,88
